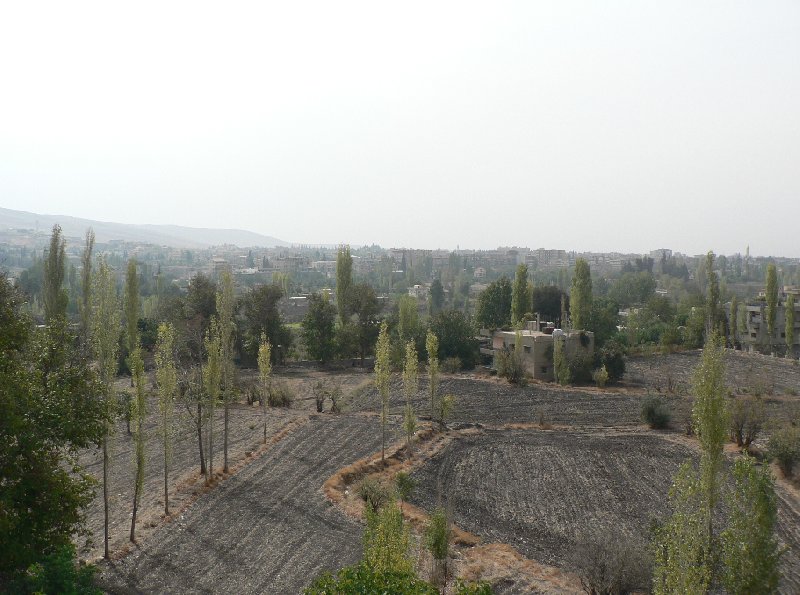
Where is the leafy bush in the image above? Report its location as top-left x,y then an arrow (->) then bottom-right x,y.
425,508 -> 451,586
767,427 -> 800,477
569,531 -> 652,595
395,472 -> 416,506
568,353 -> 593,383
454,579 -> 494,594
268,380 -> 294,407
596,338 -> 627,382
730,397 -> 765,449
593,365 -> 609,388
11,544 -> 100,595
441,357 -> 462,374
305,562 -> 438,594
641,395 -> 671,429
357,477 -> 394,513
495,347 -> 526,385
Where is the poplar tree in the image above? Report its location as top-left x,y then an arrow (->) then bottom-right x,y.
511,263 -> 530,326
155,323 -> 177,515
375,321 -> 391,463
766,263 -> 778,338
336,245 -> 353,324
786,294 -> 795,357
402,341 -> 418,449
216,270 -> 236,473
125,259 -> 140,358
79,228 -> 95,347
706,252 -> 720,335
426,331 -> 440,422
570,259 -> 592,331
258,333 -> 272,443
43,224 -> 67,323
729,295 -> 738,346
92,257 -> 121,559
203,319 -> 222,485
128,344 -> 146,542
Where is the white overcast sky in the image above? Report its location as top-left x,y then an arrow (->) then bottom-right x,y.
1,1 -> 798,256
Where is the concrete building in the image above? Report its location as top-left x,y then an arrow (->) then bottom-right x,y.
481,322 -> 594,381
740,286 -> 800,357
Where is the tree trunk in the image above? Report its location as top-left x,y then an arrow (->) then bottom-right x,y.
130,480 -> 140,542
103,436 -> 110,559
164,410 -> 170,516
207,406 -> 214,484
223,400 -> 229,473
197,402 -> 206,475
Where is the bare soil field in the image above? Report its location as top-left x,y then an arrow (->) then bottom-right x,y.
95,415 -> 387,594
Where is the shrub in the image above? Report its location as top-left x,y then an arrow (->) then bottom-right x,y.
305,562 -> 437,595
12,544 -> 100,595
441,357 -> 462,374
495,347 -> 526,385
593,365 -> 609,388
454,579 -> 494,594
569,531 -> 652,595
767,427 -> 800,477
268,380 -> 294,407
395,472 -> 416,506
357,477 -> 394,513
641,395 -> 671,429
596,338 -> 627,382
425,508 -> 451,586
730,397 -> 765,449
568,353 -> 593,383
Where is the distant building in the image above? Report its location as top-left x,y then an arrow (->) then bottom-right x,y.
473,267 -> 486,279
739,286 -> 800,357
480,322 -> 594,382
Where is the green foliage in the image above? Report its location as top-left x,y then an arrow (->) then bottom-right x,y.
239,283 -> 290,364
608,271 -> 656,309
301,292 -> 337,363
454,579 -> 494,594
375,321 -> 392,461
336,245 -> 353,324
767,426 -> 800,477
395,472 -> 416,505
720,456 -> 781,595
402,341 -> 418,448
553,338 -> 570,385
357,477 -> 394,513
267,380 -> 295,407
441,357 -> 462,373
531,285 -> 568,326
79,229 -> 95,347
641,395 -> 671,429
425,508 -> 450,562
12,544 -> 101,595
706,251 -> 720,332
495,332 -> 525,385
429,278 -> 445,316
511,263 -> 530,326
589,296 -> 620,347
729,396 -> 764,449
766,263 -> 778,337
428,309 -> 478,368
595,337 -> 626,382
397,295 -> 419,342
570,259 -> 593,331
349,283 -> 382,361
475,276 -> 512,329
569,531 -> 652,595
363,503 -> 414,575
305,562 -> 438,595
426,331 -> 440,421
786,294 -> 795,353
0,277 -> 107,575
124,259 -> 140,357
43,224 -> 68,323
593,365 -> 609,388
652,462 -> 711,595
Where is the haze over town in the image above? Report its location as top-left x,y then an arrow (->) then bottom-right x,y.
2,1 -> 799,255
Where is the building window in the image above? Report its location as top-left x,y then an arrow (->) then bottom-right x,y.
541,366 -> 548,374
524,345 -> 531,353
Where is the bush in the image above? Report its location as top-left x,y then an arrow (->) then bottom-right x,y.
12,544 -> 100,595
268,380 -> 294,407
568,353 -> 593,383
425,508 -> 451,586
454,579 -> 494,594
569,531 -> 652,595
730,397 -> 765,449
305,562 -> 438,595
641,395 -> 671,429
495,347 -> 526,385
593,365 -> 609,388
357,477 -> 394,513
441,357 -> 462,374
596,338 -> 627,383
767,427 -> 800,477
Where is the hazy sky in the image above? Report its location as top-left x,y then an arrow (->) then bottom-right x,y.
1,1 -> 798,256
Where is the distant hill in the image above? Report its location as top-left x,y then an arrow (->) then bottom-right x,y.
0,207 -> 291,249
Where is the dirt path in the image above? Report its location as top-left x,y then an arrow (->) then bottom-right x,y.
96,415 -> 385,594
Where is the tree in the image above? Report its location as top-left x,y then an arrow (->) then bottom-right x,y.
375,321 -> 391,464
766,263 -> 778,338
554,336 -> 570,385
79,228 -> 95,348
216,270 -> 236,474
511,263 -> 530,326
608,271 -> 656,308
397,295 -> 419,342
429,309 -> 477,368
425,508 -> 451,587
336,245 -> 353,324
128,344 -> 146,542
706,251 -> 720,335
729,295 -> 739,347
426,331 -> 440,421
531,285 -> 569,325
720,456 -> 781,594
92,257 -> 121,559
475,276 -> 512,329
0,275 -> 107,575
43,224 -> 68,323
350,283 -> 382,363
257,334 -> 272,444
203,319 -> 222,484
240,283 -> 290,364
301,292 -> 336,363
786,294 -> 795,357
570,259 -> 592,331
589,296 -> 619,348
429,278 -> 445,315
155,323 -> 177,516
402,341 -> 418,449
124,259 -> 140,364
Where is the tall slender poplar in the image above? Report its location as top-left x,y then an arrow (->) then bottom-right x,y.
216,270 -> 235,473
336,245 -> 353,324
128,344 -> 146,542
155,323 -> 177,515
766,263 -> 778,338
426,330 -> 440,422
257,333 -> 272,443
43,224 -> 67,322
79,228 -> 95,347
375,321 -> 391,463
511,263 -> 530,326
402,341 -> 418,449
786,294 -> 795,357
203,319 -> 222,484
